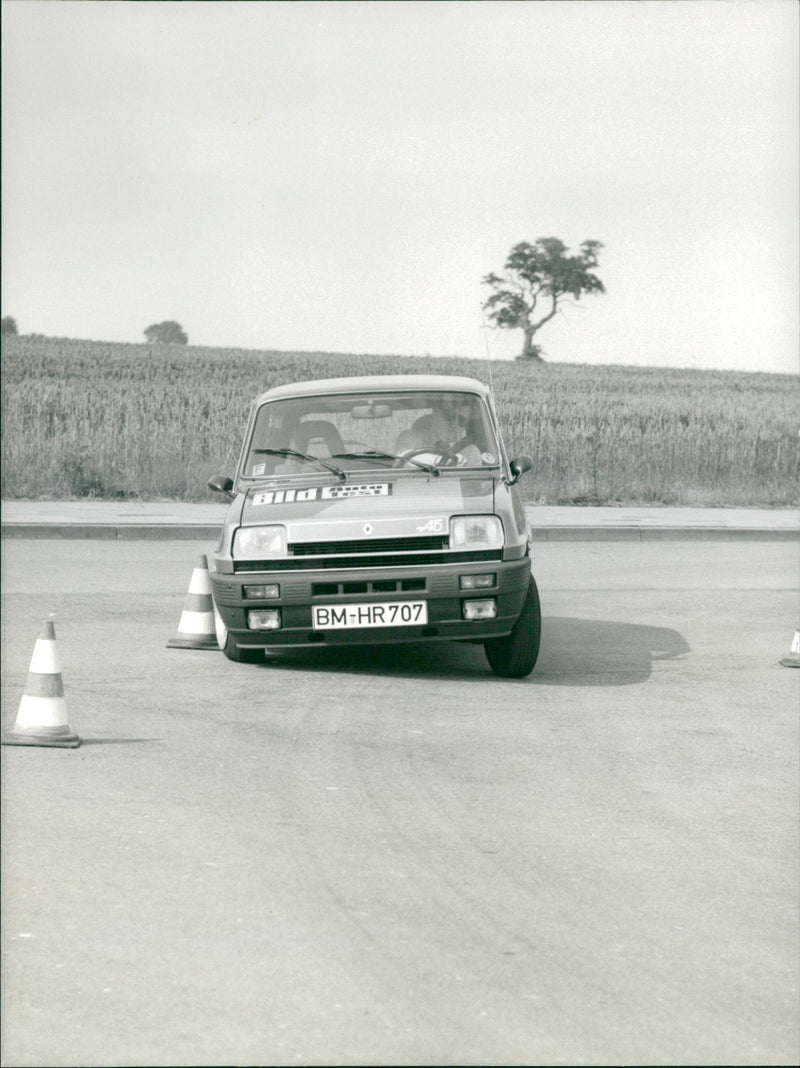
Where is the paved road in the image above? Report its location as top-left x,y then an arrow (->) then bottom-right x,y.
1,539 -> 798,1067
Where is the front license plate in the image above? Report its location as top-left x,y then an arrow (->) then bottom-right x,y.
312,600 -> 428,630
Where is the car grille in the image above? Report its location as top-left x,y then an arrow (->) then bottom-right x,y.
233,549 -> 502,572
290,535 -> 448,556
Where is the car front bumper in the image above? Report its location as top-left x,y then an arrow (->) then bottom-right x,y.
210,555 -> 532,649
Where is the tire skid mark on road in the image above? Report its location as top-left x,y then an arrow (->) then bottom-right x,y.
339,712 -> 737,1059
266,683 -> 533,1053
272,693 -> 626,1059
357,728 -> 618,982
268,688 -> 468,1054
389,706 -> 800,1057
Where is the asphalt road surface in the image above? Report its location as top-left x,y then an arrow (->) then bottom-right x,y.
1,538 -> 797,1067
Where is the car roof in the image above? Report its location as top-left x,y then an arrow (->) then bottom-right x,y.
252,374 -> 492,405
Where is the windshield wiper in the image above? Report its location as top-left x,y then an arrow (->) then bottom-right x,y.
331,450 -> 440,476
252,447 -> 346,480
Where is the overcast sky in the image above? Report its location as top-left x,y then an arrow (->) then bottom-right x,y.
2,0 -> 797,373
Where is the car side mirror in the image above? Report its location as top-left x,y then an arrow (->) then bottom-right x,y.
207,474 -> 234,499
508,456 -> 532,485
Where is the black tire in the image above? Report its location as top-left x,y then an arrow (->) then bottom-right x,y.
221,631 -> 264,664
484,574 -> 541,678
214,602 -> 264,664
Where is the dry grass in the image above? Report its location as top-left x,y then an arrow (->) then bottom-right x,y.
2,335 -> 797,506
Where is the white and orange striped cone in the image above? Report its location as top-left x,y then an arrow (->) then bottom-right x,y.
166,554 -> 219,649
2,618 -> 81,748
780,628 -> 800,668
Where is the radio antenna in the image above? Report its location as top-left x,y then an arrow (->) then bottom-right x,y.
480,304 -> 497,403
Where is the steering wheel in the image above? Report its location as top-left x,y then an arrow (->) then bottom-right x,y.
393,445 -> 461,468
449,436 -> 472,454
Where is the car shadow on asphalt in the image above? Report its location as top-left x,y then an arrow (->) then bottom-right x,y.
256,616 -> 690,686
532,616 -> 690,686
77,738 -> 162,745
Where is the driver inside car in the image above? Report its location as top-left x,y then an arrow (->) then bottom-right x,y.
396,397 -> 483,466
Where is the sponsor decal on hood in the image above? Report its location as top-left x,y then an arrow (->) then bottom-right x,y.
241,475 -> 496,543
252,482 -> 391,506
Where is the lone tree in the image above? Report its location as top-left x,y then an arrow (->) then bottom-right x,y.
482,237 -> 604,360
1,316 -> 18,336
144,320 -> 188,344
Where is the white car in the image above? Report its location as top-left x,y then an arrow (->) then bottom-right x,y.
208,374 -> 540,677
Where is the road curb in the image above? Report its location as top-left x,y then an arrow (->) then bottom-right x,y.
1,522 -> 796,541
530,526 -> 798,542
0,523 -> 223,540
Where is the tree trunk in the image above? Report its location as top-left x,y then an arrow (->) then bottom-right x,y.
519,325 -> 543,360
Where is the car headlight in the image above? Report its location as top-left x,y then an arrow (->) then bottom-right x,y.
233,524 -> 287,558
449,515 -> 504,549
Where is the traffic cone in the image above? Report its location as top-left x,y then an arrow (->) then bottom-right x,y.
780,628 -> 800,668
2,618 -> 81,748
167,554 -> 219,649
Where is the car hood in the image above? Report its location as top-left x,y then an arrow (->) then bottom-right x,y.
239,473 -> 496,544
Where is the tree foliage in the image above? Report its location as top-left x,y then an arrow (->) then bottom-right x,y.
2,316 -> 18,336
144,320 -> 188,345
483,237 -> 605,360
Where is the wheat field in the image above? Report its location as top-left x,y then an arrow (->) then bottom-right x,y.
1,335 -> 797,506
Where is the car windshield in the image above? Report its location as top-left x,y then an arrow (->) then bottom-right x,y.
243,389 -> 501,479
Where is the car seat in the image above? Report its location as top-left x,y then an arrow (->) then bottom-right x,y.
292,420 -> 346,458
395,413 -> 433,454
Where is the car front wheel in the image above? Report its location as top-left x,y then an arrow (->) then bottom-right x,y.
483,574 -> 541,678
215,604 -> 264,664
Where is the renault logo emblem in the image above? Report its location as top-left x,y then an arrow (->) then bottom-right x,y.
363,523 -> 373,535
